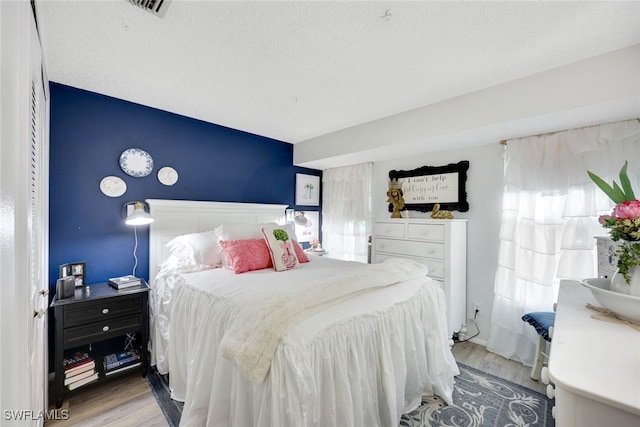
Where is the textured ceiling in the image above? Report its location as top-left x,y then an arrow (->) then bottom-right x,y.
36,1 -> 640,145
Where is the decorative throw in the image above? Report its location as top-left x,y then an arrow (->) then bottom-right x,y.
220,258 -> 429,383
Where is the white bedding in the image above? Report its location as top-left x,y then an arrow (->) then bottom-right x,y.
152,256 -> 459,427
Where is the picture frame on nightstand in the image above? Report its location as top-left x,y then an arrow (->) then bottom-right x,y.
59,261 -> 86,287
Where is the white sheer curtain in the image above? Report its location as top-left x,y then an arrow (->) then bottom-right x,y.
487,120 -> 640,366
321,162 -> 372,262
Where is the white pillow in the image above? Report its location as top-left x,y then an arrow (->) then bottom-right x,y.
166,230 -> 221,272
214,223 -> 279,241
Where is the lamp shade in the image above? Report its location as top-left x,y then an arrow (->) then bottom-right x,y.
125,201 -> 154,226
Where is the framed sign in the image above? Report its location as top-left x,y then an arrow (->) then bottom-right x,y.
388,161 -> 469,213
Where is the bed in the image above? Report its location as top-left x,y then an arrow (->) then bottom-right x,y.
147,199 -> 459,427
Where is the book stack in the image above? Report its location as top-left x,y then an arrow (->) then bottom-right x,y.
63,352 -> 98,391
108,275 -> 141,289
103,349 -> 141,376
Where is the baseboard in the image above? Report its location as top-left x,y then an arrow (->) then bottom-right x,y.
468,337 -> 488,347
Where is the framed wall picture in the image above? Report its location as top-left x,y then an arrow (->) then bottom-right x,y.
388,161 -> 469,213
293,211 -> 319,243
295,173 -> 320,206
59,261 -> 87,287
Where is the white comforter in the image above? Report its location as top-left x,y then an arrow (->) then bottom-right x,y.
152,257 -> 458,427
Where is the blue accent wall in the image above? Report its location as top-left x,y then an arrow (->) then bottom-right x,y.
48,82 -> 320,293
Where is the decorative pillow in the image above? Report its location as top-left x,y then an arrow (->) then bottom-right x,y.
262,227 -> 300,271
218,239 -> 273,274
279,224 -> 309,263
166,230 -> 221,272
292,239 -> 310,263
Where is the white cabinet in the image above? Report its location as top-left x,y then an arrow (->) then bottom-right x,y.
371,219 -> 467,338
548,281 -> 640,426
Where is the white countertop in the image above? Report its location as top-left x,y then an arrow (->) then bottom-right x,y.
548,280 -> 640,416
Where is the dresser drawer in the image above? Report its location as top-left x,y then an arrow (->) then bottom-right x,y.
406,223 -> 445,241
373,253 -> 445,279
374,238 -> 444,260
64,314 -> 142,347
63,294 -> 142,327
373,222 -> 405,238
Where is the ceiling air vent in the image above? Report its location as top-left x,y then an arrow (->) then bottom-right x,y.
127,0 -> 172,18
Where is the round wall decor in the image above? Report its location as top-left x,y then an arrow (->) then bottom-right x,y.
120,148 -> 154,177
99,176 -> 127,197
157,166 -> 179,186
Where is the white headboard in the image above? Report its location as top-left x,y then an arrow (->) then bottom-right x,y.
146,199 -> 288,285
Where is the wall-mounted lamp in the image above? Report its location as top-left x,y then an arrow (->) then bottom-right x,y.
294,211 -> 309,226
124,201 -> 154,226
122,201 -> 154,277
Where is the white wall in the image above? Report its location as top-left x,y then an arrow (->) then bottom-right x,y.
373,143 -> 504,344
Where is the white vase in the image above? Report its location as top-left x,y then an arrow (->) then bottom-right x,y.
610,265 -> 640,297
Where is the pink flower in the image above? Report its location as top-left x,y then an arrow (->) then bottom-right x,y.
599,215 -> 616,226
613,200 -> 640,219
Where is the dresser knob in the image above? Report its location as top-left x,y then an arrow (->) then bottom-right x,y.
548,326 -> 554,339
551,406 -> 556,419
546,384 -> 555,399
541,367 -> 550,384
102,308 -> 109,315
102,325 -> 110,332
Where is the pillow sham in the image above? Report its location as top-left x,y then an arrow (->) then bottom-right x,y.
262,227 -> 299,271
166,230 -> 220,272
214,223 -> 278,241
218,239 -> 273,274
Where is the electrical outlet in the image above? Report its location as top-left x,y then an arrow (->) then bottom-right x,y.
473,303 -> 481,314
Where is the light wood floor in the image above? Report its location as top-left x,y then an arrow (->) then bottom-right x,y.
45,341 -> 545,426
451,340 -> 546,394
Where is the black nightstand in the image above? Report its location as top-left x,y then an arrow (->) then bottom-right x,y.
50,282 -> 149,408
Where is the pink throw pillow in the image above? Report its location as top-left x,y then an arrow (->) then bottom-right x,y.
218,239 -> 273,274
292,240 -> 310,263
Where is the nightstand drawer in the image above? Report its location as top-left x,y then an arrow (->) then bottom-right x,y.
63,295 -> 142,327
64,314 -> 142,347
374,238 -> 444,259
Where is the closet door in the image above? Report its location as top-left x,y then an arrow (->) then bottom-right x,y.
0,2 -> 49,422
29,15 -> 51,416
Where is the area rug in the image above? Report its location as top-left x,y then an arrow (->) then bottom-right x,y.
147,364 -> 554,427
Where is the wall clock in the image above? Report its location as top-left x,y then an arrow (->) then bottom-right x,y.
119,148 -> 154,178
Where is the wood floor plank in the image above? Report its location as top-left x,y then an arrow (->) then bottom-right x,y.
451,340 -> 547,394
45,372 -> 167,427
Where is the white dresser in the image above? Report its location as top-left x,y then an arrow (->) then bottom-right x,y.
371,219 -> 467,338
548,280 -> 640,426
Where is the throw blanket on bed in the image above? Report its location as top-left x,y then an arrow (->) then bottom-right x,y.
220,258 -> 429,383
